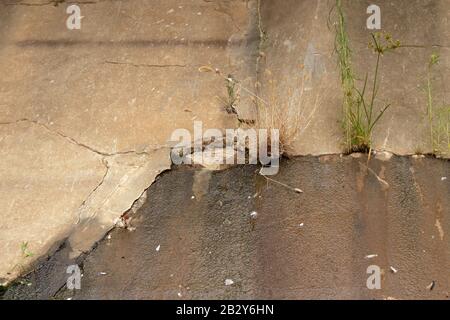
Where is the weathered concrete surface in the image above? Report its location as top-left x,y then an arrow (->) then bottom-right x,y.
1,0 -> 449,293
256,0 -> 342,155
0,0 -> 257,283
346,0 -> 450,155
257,0 -> 450,156
5,156 -> 449,300
0,120 -> 105,284
0,120 -> 172,285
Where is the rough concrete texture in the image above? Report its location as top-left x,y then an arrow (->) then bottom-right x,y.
257,0 -> 449,156
1,0 -> 449,297
4,156 -> 449,299
0,120 -> 105,283
0,0 -> 257,283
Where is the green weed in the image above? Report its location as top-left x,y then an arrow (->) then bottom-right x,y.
20,241 -> 33,258
333,0 -> 399,152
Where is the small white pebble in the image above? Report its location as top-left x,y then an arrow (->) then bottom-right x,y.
299,223 -> 304,227
365,254 -> 378,259
66,297 -> 72,300
167,9 -> 174,14
191,196 -> 195,199
99,272 -> 107,275
156,245 -> 161,252
225,279 -> 234,286
177,292 -> 182,297
390,266 -> 398,274
442,177 -> 447,181
107,234 -> 112,240
250,211 -> 258,219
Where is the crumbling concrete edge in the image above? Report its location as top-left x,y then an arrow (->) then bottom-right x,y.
0,119 -> 172,286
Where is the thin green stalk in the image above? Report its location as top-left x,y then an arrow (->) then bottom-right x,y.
427,67 -> 434,150
369,52 -> 381,126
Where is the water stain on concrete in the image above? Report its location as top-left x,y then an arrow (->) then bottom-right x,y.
4,155 -> 449,300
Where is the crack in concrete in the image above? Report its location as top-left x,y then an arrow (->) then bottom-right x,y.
4,0 -> 110,6
103,60 -> 188,68
5,0 -> 66,6
431,44 -> 450,48
0,118 -> 169,156
1,117 -> 173,238
366,166 -> 390,190
75,158 -> 110,224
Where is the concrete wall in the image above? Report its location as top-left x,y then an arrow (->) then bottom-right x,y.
0,0 -> 257,283
257,0 -> 449,156
5,156 -> 450,299
0,0 -> 448,290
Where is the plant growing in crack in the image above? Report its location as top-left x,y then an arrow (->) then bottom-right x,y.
333,0 -> 400,152
20,241 -> 33,258
256,70 -> 316,157
199,64 -> 317,157
347,32 -> 400,152
426,53 -> 450,156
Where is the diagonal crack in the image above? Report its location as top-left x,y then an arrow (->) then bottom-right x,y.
0,118 -> 169,156
2,117 -> 172,228
75,157 -> 110,224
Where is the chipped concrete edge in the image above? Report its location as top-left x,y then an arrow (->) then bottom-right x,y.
67,148 -> 172,258
0,124 -> 172,285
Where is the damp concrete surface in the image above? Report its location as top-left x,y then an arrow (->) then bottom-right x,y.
3,155 -> 450,300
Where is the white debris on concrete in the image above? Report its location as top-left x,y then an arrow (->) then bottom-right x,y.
225,279 -> 234,286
